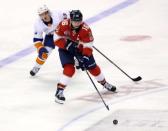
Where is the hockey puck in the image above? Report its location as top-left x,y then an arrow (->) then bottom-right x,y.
113,119 -> 118,125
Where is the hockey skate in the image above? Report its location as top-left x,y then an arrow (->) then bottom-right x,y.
103,82 -> 116,92
55,88 -> 65,104
30,66 -> 40,76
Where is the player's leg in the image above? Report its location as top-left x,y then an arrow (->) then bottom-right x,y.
55,49 -> 75,104
87,55 -> 116,92
30,35 -> 55,76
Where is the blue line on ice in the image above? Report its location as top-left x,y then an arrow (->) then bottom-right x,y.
0,0 -> 138,68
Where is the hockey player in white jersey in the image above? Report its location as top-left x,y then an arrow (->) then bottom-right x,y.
30,5 -> 68,76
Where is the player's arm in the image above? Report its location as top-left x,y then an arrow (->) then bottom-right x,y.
54,20 -> 78,54
80,24 -> 94,57
33,23 -> 44,51
75,25 -> 94,70
54,21 -> 67,49
33,22 -> 49,59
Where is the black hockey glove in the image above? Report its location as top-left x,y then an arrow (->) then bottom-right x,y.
75,55 -> 90,71
65,39 -> 78,55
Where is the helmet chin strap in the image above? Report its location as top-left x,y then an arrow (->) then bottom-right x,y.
72,25 -> 79,29
71,23 -> 79,30
42,16 -> 53,25
71,20 -> 82,30
71,24 -> 82,33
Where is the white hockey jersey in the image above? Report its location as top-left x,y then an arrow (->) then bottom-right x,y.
33,10 -> 68,43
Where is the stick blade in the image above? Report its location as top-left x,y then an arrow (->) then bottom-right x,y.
132,76 -> 142,82
106,105 -> 110,111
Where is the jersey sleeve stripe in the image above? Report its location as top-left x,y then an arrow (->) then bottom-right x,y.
33,38 -> 43,43
82,41 -> 93,49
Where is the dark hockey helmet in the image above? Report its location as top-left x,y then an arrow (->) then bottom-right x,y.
70,10 -> 83,21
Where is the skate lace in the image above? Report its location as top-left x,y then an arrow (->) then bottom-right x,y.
104,82 -> 112,89
57,90 -> 64,97
33,67 -> 40,73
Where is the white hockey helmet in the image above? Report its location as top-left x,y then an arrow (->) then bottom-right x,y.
38,5 -> 49,15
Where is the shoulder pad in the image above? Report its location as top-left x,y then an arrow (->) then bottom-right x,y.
60,19 -> 69,26
81,23 -> 91,31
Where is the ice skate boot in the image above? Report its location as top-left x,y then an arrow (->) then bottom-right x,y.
30,66 -> 40,76
55,88 -> 65,104
103,82 -> 116,92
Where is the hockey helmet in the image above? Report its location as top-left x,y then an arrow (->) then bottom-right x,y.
38,5 -> 49,15
70,10 -> 83,21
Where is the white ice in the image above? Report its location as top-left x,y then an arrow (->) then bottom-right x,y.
0,0 -> 168,131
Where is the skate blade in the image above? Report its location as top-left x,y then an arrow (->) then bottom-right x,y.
105,88 -> 118,94
106,88 -> 117,93
112,88 -> 118,93
55,98 -> 65,104
113,90 -> 118,93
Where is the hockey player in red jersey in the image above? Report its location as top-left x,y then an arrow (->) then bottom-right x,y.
54,10 -> 116,104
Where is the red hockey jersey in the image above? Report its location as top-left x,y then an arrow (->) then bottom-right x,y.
54,19 -> 94,56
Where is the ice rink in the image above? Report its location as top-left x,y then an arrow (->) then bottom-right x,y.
0,0 -> 168,131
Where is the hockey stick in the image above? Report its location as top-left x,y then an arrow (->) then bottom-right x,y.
93,46 -> 142,82
86,70 -> 109,111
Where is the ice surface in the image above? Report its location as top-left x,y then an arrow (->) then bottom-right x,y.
0,0 -> 168,131
86,109 -> 168,131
